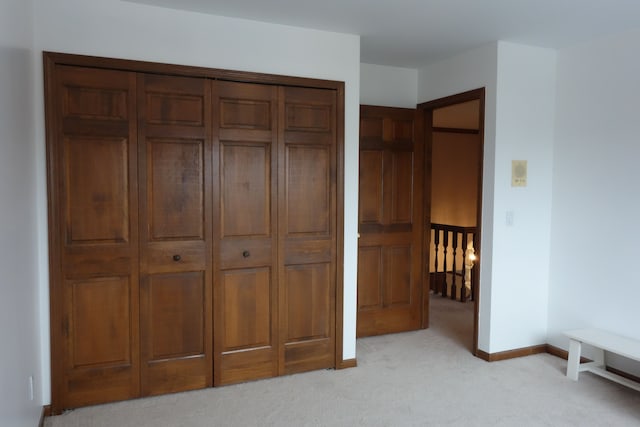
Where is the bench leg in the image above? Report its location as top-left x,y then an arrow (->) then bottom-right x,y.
592,347 -> 605,368
567,339 -> 581,380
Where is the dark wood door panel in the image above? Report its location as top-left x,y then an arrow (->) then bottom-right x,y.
217,268 -> 276,384
57,65 -> 131,120
140,272 -> 208,395
390,151 -> 414,224
220,142 -> 271,238
64,275 -> 137,407
51,65 -> 140,410
144,273 -> 205,359
219,238 -> 272,270
359,107 -> 414,144
285,263 -> 332,342
213,80 -> 279,385
142,241 -> 207,274
145,138 -> 205,241
359,150 -> 384,224
138,73 -> 212,395
384,245 -> 413,306
284,239 -> 332,265
357,246 -> 383,310
283,262 -> 334,374
357,105 -> 423,337
280,86 -> 337,374
63,136 -> 130,245
357,306 -> 421,338
66,277 -> 132,370
285,145 -> 331,236
221,268 -> 272,351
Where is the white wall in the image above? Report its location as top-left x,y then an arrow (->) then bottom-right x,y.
490,42 -> 556,352
0,0 -> 43,426
419,43 -> 498,352
548,28 -> 640,375
418,42 -> 557,353
33,0 -> 360,404
360,63 -> 418,108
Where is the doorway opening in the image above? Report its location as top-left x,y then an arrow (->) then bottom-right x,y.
419,88 -> 485,355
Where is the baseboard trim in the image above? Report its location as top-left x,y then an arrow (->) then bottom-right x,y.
39,405 -> 51,427
546,344 -> 590,363
337,358 -> 357,369
475,349 -> 490,361
476,344 -> 547,362
546,344 -> 640,384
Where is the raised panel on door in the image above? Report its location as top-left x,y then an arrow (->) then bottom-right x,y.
359,151 -> 384,225
279,86 -> 337,374
64,136 -> 129,244
390,152 -> 414,224
218,268 -> 274,383
357,105 -> 423,337
357,246 -> 382,310
385,245 -> 412,306
63,276 -> 135,407
213,81 -> 278,385
283,263 -> 333,373
138,74 -> 212,395
50,65 -> 139,411
140,272 -> 206,395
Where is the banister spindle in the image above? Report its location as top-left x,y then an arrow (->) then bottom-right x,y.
433,227 -> 440,294
442,230 -> 449,297
461,231 -> 469,302
451,231 -> 459,300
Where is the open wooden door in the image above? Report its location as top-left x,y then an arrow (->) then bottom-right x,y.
357,106 -> 424,337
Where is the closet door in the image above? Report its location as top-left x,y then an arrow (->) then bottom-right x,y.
49,66 -> 140,409
213,81 -> 279,385
279,87 -> 337,374
138,74 -> 213,395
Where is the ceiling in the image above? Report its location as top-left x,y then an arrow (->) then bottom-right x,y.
128,0 -> 640,68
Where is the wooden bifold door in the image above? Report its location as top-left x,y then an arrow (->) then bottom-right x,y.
45,53 -> 342,412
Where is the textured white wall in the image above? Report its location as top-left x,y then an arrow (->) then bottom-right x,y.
548,28 -> 640,375
0,0 -> 43,426
33,0 -> 361,404
360,63 -> 418,108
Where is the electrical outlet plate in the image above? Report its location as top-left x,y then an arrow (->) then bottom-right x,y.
511,160 -> 527,187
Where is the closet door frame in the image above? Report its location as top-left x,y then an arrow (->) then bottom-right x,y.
45,51 -> 347,414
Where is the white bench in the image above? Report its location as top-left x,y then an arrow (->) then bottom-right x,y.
565,328 -> 640,392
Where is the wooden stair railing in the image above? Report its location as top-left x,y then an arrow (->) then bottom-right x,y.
430,223 -> 477,302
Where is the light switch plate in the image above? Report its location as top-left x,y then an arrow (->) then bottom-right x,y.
511,160 -> 527,187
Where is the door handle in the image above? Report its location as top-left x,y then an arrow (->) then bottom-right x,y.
242,250 -> 250,258
173,254 -> 181,262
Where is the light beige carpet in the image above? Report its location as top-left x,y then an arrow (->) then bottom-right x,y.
46,296 -> 640,426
